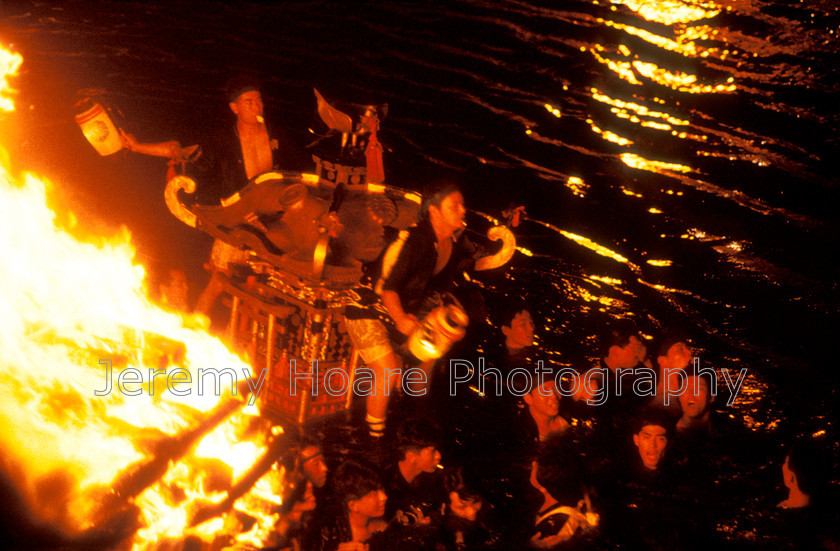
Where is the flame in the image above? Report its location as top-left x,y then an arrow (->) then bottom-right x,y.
1,44 -> 283,549
1,46 -> 22,112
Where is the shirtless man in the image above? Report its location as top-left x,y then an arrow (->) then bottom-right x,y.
194,75 -> 309,315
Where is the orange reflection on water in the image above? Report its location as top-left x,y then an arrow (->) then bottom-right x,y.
612,0 -> 721,25
588,274 -> 623,286
621,153 -> 692,174
678,24 -> 722,45
597,18 -> 708,58
559,230 -> 630,264
640,120 -> 672,131
576,285 -> 624,309
588,121 -> 633,146
633,60 -> 737,93
637,279 -> 683,294
590,47 -> 643,85
591,89 -> 689,127
566,176 -> 590,196
646,259 -> 673,267
525,219 -> 639,271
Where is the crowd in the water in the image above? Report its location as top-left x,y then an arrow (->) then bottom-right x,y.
134,75 -> 835,550
256,300 -> 837,551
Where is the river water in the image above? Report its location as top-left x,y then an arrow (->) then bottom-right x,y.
2,0 -> 838,547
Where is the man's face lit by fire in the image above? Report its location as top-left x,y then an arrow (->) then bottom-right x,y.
526,379 -> 559,418
349,488 -> 388,519
229,90 -> 264,124
430,191 -> 466,236
503,310 -> 535,351
633,424 -> 668,470
415,446 -> 442,474
679,376 -> 712,420
615,335 -> 647,369
300,445 -> 328,488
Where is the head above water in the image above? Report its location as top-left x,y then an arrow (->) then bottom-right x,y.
679,367 -> 715,422
632,408 -> 674,471
299,443 -> 328,489
632,407 -> 675,438
784,438 -> 831,499
600,320 -> 641,356
600,320 -> 647,369
333,460 -> 386,515
655,330 -> 693,373
497,298 -> 531,329
524,377 -> 559,419
396,416 -> 442,472
499,299 -> 535,351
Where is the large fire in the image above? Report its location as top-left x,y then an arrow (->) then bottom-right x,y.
1,44 -> 285,549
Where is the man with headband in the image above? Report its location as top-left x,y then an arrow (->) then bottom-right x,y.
344,178 -> 478,438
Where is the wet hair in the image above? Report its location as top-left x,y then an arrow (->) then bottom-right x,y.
298,433 -> 324,466
786,438 -> 831,498
525,366 -> 556,396
225,74 -> 261,103
283,428 -> 322,458
497,298 -> 531,330
632,407 -> 675,438
682,361 -> 715,395
599,320 -> 642,358
277,429 -> 323,483
655,330 -> 691,361
444,465 -> 483,503
396,416 -> 440,460
333,460 -> 383,506
303,429 -> 324,448
535,433 -> 584,505
420,178 -> 462,217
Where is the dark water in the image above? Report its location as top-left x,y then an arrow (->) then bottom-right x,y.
2,0 -> 839,546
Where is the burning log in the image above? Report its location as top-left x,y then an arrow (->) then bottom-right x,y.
188,431 -> 291,527
91,393 -> 246,523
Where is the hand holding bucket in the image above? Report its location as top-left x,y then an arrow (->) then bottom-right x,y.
74,97 -> 123,156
